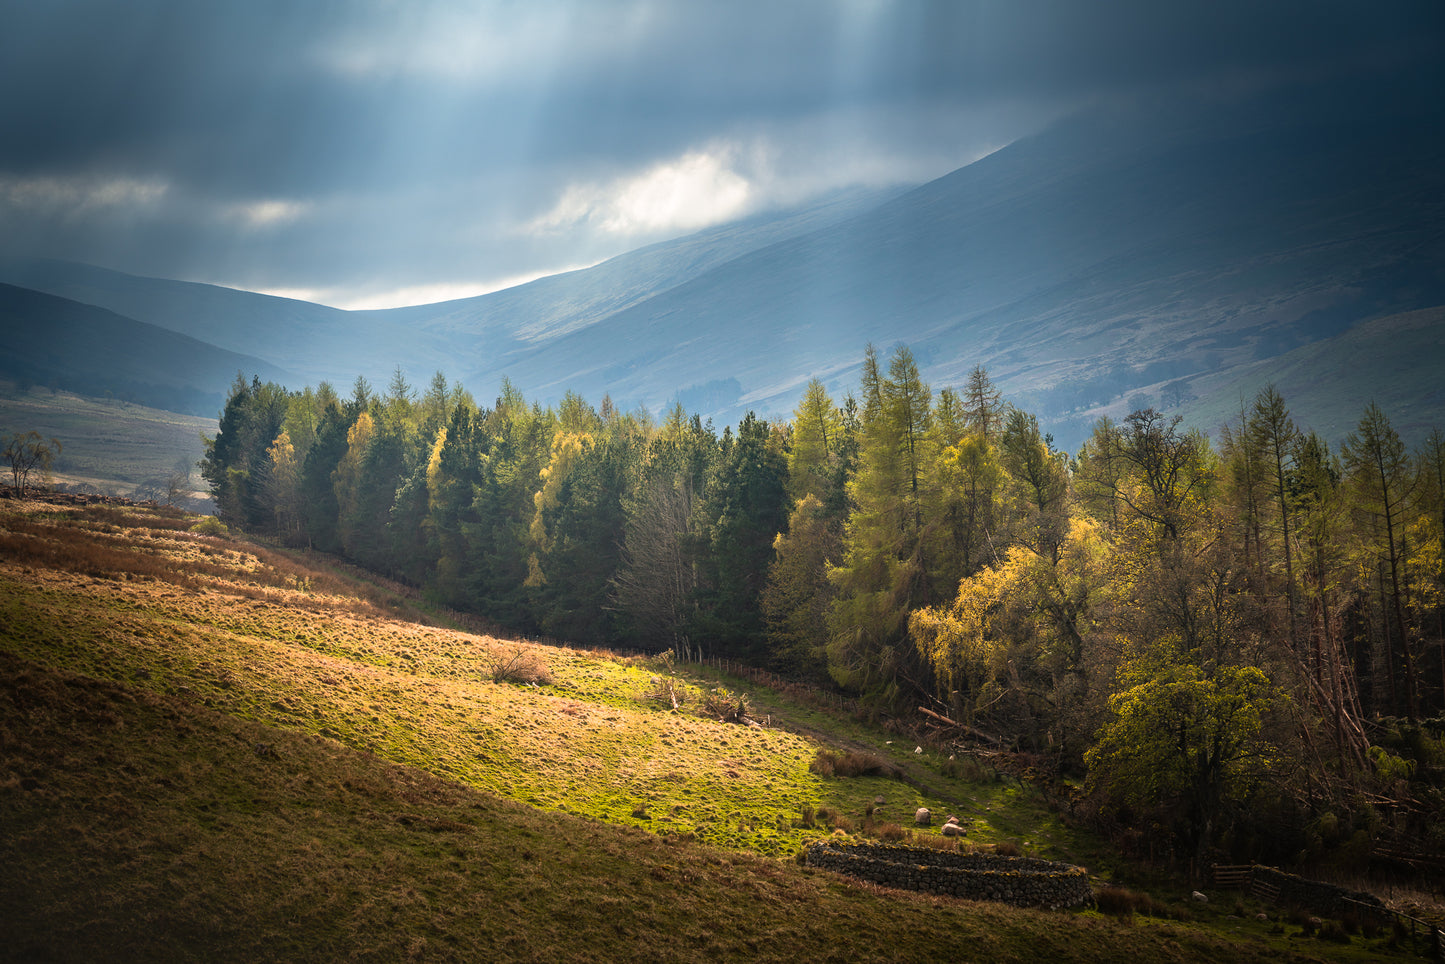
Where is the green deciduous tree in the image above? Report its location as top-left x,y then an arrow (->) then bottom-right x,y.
1085,663 -> 1282,868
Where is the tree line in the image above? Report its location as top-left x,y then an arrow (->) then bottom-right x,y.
201,347 -> 1445,871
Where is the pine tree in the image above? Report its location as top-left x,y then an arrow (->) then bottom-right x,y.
694,412 -> 789,658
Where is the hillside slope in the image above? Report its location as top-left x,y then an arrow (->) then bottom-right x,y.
0,260 -> 445,389
0,283 -> 292,416
484,94 -> 1444,446
0,496 -> 1376,962
0,384 -> 214,500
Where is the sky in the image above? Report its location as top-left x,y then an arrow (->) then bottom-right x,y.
2,0 -> 1442,309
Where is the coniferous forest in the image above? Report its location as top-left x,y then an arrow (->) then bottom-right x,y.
200,344 -> 1445,873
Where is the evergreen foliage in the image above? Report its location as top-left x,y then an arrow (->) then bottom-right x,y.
200,361 -> 1445,870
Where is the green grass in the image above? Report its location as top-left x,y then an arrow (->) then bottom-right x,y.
0,496 -> 1413,962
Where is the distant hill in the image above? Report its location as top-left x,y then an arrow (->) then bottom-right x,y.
0,260 -> 445,389
1179,305 -> 1445,446
473,89 -> 1444,448
3,82 -> 1441,449
0,187 -> 902,399
0,283 -> 292,417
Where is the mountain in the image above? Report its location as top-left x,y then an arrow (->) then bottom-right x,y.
0,186 -> 903,398
4,82 -> 1441,449
459,88 -> 1444,447
1179,305 -> 1445,446
0,258 -> 450,389
0,283 -> 293,417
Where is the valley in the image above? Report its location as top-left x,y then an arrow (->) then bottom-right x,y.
1,494 -> 1421,961
3,86 -> 1441,453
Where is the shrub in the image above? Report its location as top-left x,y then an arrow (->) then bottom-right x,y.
1095,886 -> 1140,917
189,516 -> 229,537
701,687 -> 748,723
1095,886 -> 1175,919
810,748 -> 902,779
490,645 -> 553,685
874,822 -> 908,843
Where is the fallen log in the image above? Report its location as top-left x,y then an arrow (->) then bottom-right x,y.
917,707 -> 1003,746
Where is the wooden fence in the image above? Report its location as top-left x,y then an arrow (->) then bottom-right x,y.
1213,864 -> 1442,959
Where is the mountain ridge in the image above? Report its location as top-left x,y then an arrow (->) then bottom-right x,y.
3,85 -> 1441,448
0,282 -> 293,417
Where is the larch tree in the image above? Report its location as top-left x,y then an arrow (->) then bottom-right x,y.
788,378 -> 843,507
962,365 -> 1004,442
763,493 -> 841,677
827,345 -> 936,697
1343,402 -> 1420,720
1249,385 -> 1302,651
999,407 -> 1069,563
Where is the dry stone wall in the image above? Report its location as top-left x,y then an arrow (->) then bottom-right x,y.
803,841 -> 1092,908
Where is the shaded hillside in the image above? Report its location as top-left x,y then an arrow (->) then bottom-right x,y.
0,188 -> 901,401
1179,306 -> 1445,445
367,185 -> 904,347
0,260 -> 444,389
0,283 -> 292,417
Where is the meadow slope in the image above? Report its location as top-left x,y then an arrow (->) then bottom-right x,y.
0,495 -> 1395,962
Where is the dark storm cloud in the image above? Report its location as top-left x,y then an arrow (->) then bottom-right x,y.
2,0 -> 1441,303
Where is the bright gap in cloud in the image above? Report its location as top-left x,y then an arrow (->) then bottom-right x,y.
224,198 -> 312,229
532,147 -> 753,238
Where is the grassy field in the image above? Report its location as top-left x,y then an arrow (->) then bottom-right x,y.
0,495 -> 1423,962
0,382 -> 214,500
